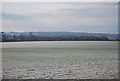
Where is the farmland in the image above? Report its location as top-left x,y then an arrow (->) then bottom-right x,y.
2,41 -> 118,79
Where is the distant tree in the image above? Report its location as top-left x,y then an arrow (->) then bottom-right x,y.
13,35 -> 17,41
80,36 -> 109,41
0,32 -> 111,42
1,32 -> 7,42
29,32 -> 35,41
19,35 -> 25,41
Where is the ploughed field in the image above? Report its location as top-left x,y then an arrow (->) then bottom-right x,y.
2,41 -> 118,79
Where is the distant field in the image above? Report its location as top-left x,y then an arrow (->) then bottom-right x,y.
2,41 -> 119,79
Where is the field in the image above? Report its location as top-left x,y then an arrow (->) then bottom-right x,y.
2,41 -> 118,79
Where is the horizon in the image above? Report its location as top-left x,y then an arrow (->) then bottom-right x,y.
1,31 -> 118,34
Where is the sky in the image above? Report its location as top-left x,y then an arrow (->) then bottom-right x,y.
1,0 -> 119,2
2,2 -> 118,33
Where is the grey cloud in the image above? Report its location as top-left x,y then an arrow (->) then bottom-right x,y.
2,2 -> 118,33
2,12 -> 30,20
56,4 -> 117,18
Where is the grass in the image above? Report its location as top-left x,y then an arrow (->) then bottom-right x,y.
2,41 -> 118,66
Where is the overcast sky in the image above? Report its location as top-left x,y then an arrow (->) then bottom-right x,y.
2,2 -> 118,33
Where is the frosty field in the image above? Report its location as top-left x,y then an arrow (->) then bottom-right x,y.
2,41 -> 119,79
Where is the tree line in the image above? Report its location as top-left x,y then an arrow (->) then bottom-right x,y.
0,32 -> 113,42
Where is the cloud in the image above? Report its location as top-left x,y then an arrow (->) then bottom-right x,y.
1,0 -> 119,2
2,12 -> 29,20
2,2 -> 118,33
